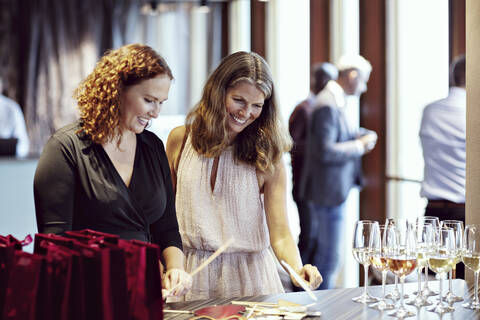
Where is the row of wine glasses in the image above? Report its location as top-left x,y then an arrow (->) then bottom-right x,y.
351,217 -> 478,318
352,219 -> 418,318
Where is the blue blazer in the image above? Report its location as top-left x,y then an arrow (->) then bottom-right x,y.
299,104 -> 366,206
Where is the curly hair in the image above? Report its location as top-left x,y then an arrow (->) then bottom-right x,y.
74,44 -> 173,144
186,51 -> 291,173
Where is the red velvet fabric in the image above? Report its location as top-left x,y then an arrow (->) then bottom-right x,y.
0,235 -> 25,317
2,231 -> 162,320
2,251 -> 43,320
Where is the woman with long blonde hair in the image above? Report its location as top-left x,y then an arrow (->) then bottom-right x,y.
167,51 -> 322,300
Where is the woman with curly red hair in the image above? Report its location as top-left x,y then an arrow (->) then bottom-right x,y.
166,51 -> 322,300
34,44 -> 191,297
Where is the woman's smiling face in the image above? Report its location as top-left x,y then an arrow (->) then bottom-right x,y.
225,81 -> 265,141
121,74 -> 171,134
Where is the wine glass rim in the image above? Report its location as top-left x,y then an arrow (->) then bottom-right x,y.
357,220 -> 379,224
441,220 -> 464,226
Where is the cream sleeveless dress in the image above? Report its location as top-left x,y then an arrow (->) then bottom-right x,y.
176,135 -> 284,301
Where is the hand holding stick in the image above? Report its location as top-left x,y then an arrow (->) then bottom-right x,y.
163,238 -> 234,298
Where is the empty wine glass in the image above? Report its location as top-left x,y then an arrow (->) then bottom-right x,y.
407,222 -> 433,307
441,220 -> 464,303
385,221 -> 418,318
352,220 -> 379,303
462,224 -> 480,309
413,216 -> 440,297
368,225 -> 395,310
427,227 -> 456,314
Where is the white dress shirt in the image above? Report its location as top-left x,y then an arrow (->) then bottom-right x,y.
420,87 -> 466,203
0,94 -> 29,157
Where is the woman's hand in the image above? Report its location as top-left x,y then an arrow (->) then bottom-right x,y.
292,264 -> 323,290
162,268 -> 192,297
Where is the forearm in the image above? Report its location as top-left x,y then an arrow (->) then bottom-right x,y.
310,139 -> 363,164
271,234 -> 303,273
162,246 -> 185,271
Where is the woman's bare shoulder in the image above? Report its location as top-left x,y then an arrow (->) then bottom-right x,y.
166,125 -> 187,160
167,126 -> 186,144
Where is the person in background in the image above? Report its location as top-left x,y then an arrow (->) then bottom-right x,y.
34,44 -> 191,297
419,55 -> 466,278
288,62 -> 338,267
0,76 -> 29,157
167,51 -> 322,301
300,54 -> 377,289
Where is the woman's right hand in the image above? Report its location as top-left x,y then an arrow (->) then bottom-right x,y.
162,268 -> 192,297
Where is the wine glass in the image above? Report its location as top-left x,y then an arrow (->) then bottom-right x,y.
406,222 -> 433,307
413,216 -> 440,297
441,220 -> 464,303
385,221 -> 418,318
368,225 -> 395,310
462,224 -> 480,309
384,218 -> 410,300
352,220 -> 379,303
427,227 -> 456,314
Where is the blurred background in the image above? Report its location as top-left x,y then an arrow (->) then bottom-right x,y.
0,0 -> 469,288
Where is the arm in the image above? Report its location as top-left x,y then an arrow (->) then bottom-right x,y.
151,135 -> 191,296
263,159 -> 322,289
309,106 -> 365,163
161,246 -> 191,296
165,125 -> 187,192
34,135 -> 76,234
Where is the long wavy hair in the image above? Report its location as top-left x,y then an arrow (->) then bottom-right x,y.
186,51 -> 291,173
74,44 -> 173,144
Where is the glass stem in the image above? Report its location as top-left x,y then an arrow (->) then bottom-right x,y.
381,270 -> 387,300
448,269 -> 453,293
417,267 -> 422,295
439,273 -> 444,307
400,276 -> 405,309
363,264 -> 369,297
474,271 -> 479,304
424,267 -> 429,290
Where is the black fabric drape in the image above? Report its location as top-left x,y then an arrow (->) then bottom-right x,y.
0,0 -> 223,156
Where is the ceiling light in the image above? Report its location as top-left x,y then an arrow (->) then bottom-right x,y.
198,0 -> 210,13
141,0 -> 160,16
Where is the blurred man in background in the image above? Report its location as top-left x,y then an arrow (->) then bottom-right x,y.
300,54 -> 377,289
288,62 -> 338,268
420,55 -> 466,224
0,76 -> 29,157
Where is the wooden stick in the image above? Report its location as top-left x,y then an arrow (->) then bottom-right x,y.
163,309 -> 194,314
164,238 -> 234,298
190,238 -> 234,277
231,301 -> 279,307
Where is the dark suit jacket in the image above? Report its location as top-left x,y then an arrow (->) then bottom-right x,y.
299,102 -> 366,206
288,95 -> 315,200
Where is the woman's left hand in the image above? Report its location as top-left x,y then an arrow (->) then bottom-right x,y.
293,264 -> 322,290
162,268 -> 192,297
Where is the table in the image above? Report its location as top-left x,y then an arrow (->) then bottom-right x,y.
165,279 -> 480,319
